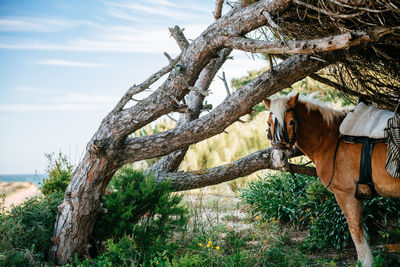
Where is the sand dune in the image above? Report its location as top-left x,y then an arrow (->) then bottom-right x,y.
0,182 -> 41,211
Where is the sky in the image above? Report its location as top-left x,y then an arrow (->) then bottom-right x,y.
0,0 -> 267,174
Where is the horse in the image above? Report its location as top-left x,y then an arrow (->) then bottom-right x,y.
264,92 -> 400,267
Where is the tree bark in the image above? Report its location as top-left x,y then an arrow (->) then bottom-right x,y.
224,27 -> 397,55
155,147 -> 317,191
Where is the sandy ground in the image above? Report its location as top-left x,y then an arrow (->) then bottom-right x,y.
0,182 -> 41,211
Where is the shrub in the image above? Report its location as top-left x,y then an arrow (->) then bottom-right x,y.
40,152 -> 73,196
91,168 -> 188,265
240,172 -> 311,227
241,172 -> 400,250
0,152 -> 72,265
0,192 -> 64,264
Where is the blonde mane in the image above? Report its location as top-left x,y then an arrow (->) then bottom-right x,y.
269,92 -> 349,125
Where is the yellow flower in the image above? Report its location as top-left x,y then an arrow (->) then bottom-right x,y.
198,243 -> 203,247
216,246 -> 220,250
207,243 -> 210,248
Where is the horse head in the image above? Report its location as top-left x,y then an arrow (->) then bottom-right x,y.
264,93 -> 299,168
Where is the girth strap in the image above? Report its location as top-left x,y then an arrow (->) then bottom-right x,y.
343,136 -> 380,199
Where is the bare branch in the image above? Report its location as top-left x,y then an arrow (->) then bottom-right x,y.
294,0 -> 362,19
175,104 -> 189,113
219,71 -> 231,97
188,86 -> 208,96
163,52 -> 173,62
309,73 -> 373,100
113,54 -> 180,112
268,54 -> 274,71
169,25 -> 190,51
166,114 -> 178,123
309,56 -> 326,62
262,10 -> 279,29
214,0 -> 224,20
154,148 -> 317,191
202,104 -> 213,111
224,27 -> 397,55
119,52 -> 342,164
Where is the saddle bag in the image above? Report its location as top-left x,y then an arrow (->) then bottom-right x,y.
385,105 -> 400,178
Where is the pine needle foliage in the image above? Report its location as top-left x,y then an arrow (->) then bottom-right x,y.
92,168 -> 188,255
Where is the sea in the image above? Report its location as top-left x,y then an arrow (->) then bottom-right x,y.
0,174 -> 47,185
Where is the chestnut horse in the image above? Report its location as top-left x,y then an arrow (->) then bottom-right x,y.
264,93 -> 400,267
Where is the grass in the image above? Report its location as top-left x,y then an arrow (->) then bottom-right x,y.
173,191 -> 353,266
172,189 -> 400,267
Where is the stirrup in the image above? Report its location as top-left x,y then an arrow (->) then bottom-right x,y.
355,181 -> 376,200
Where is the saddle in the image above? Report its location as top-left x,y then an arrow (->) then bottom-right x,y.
339,98 -> 399,199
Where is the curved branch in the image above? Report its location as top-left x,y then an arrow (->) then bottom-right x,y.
113,55 -> 181,112
90,0 -> 292,153
119,52 -> 343,164
224,27 -> 397,55
155,147 -> 317,191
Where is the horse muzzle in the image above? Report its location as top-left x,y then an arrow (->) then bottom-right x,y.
271,149 -> 289,168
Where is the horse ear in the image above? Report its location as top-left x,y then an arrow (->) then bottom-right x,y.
264,99 -> 271,109
288,93 -> 299,108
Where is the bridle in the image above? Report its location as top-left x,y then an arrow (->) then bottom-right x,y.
267,107 -> 297,152
267,104 -> 341,192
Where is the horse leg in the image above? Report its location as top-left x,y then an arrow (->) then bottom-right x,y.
334,191 -> 373,267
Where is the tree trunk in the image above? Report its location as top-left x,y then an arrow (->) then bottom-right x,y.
49,153 -> 119,263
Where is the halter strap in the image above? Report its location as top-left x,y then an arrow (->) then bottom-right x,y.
271,107 -> 297,147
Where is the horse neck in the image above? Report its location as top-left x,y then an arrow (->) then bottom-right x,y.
294,102 -> 342,161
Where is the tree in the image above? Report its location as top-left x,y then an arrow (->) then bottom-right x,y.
50,0 -> 400,263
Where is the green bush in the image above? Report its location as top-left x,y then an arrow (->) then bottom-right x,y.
241,172 -> 400,250
40,152 -> 73,196
91,168 -> 188,265
240,172 -> 311,227
0,152 -> 72,265
0,192 -> 64,264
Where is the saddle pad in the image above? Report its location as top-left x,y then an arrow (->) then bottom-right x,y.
339,102 -> 394,139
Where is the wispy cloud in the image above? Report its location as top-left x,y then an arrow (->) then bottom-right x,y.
104,1 -> 208,22
147,0 -> 176,7
0,17 -> 96,32
38,59 -> 116,68
3,86 -> 120,112
0,33 -> 180,53
0,1 -> 211,53
0,103 -> 113,112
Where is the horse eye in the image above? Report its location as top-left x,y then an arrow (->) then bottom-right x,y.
289,120 -> 295,126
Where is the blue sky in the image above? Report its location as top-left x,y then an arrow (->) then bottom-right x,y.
0,0 -> 266,174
